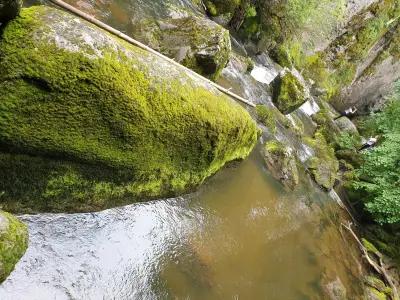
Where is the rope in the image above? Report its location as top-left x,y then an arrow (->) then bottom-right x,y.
48,0 -> 256,108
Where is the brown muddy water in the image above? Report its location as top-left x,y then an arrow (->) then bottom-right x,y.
0,146 -> 365,299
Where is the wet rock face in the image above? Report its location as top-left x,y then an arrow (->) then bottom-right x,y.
334,15 -> 400,113
0,6 -> 258,213
0,211 -> 28,283
131,15 -> 231,79
0,0 -> 22,24
263,140 -> 299,190
271,68 -> 309,115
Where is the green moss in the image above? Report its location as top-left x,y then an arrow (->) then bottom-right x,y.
290,114 -> 305,136
205,0 -> 240,16
166,17 -> 231,80
304,131 -> 339,190
0,211 -> 28,283
272,71 -> 307,114
255,105 -> 276,133
245,57 -> 254,72
367,287 -> 388,300
364,276 -> 393,296
362,238 -> 380,255
205,1 -> 218,16
134,15 -> 231,80
264,140 -> 299,189
265,140 -> 285,154
0,6 -> 258,213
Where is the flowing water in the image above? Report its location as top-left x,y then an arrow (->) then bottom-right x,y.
1,1 -> 367,299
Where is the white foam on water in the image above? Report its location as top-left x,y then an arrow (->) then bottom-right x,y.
299,99 -> 320,116
250,65 -> 277,85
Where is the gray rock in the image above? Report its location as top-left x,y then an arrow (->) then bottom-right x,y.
131,15 -> 231,79
323,277 -> 347,300
263,140 -> 299,190
335,116 -> 359,134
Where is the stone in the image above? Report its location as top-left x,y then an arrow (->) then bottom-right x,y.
263,140 -> 299,190
0,0 -> 21,24
131,15 -> 231,79
0,6 -> 258,213
323,277 -> 347,300
305,132 -> 339,190
334,116 -> 359,134
0,211 -> 28,283
271,68 -> 310,115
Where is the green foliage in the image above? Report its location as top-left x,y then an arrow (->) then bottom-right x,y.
205,0 -> 240,16
335,132 -> 361,151
362,238 -> 380,254
0,211 -> 28,283
352,86 -> 400,223
265,140 -> 285,154
0,7 -> 258,213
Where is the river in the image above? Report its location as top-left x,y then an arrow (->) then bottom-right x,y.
0,0 -> 366,298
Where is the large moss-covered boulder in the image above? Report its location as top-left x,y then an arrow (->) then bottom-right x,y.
0,0 -> 21,24
271,69 -> 309,115
263,140 -> 299,190
0,211 -> 28,283
132,15 -> 231,80
0,6 -> 258,213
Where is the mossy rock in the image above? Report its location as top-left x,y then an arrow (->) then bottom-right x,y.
255,104 -> 276,133
364,276 -> 393,296
204,0 -> 240,16
365,287 -> 388,300
0,0 -> 21,24
131,14 -> 231,80
263,140 -> 299,190
0,211 -> 28,283
0,6 -> 258,213
271,69 -> 309,115
334,117 -> 359,135
305,132 -> 339,190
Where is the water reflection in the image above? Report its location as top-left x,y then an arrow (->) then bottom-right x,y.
0,147 -> 364,299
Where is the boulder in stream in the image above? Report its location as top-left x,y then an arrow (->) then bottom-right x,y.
0,6 -> 258,213
263,140 -> 299,190
0,211 -> 28,283
131,15 -> 231,79
304,132 -> 339,190
271,68 -> 309,115
0,0 -> 21,24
